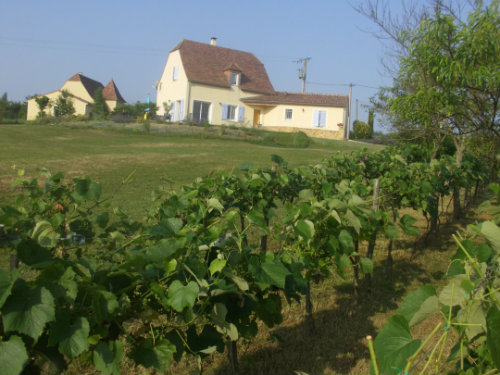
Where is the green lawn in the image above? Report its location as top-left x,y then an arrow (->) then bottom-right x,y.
0,123 -> 382,216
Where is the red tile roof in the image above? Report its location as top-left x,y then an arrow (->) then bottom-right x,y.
241,92 -> 349,107
103,80 -> 126,103
172,40 -> 275,95
67,73 -> 104,99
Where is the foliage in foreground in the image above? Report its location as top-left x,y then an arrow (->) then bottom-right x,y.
0,145 -> 495,374
370,184 -> 500,375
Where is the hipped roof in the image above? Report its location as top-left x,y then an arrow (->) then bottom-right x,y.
172,39 -> 275,95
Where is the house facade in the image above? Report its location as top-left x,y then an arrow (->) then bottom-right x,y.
27,73 -> 125,120
156,39 -> 348,139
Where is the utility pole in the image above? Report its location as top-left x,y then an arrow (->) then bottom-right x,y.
296,57 -> 311,93
347,83 -> 352,140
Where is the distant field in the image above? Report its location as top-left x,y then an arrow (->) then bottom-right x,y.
0,123 -> 383,216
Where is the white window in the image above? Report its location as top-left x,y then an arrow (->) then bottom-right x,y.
285,109 -> 293,120
313,110 -> 326,128
230,72 -> 239,86
221,104 -> 243,122
173,66 -> 179,81
227,105 -> 236,120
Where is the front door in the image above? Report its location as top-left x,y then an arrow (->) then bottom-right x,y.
253,109 -> 261,126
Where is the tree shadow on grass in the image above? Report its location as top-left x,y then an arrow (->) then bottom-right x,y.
210,258 -> 429,375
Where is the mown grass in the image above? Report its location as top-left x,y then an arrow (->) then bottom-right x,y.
0,123 -> 382,217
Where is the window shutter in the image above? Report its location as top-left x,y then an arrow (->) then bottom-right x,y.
313,110 -> 319,127
171,102 -> 176,121
238,106 -> 244,122
179,100 -> 184,122
319,111 -> 326,128
221,104 -> 228,120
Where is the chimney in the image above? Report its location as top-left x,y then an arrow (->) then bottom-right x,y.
210,37 -> 217,46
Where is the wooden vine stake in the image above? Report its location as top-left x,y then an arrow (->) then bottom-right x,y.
366,178 -> 380,291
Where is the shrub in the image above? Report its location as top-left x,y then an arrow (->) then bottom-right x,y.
352,120 -> 372,139
293,131 -> 311,148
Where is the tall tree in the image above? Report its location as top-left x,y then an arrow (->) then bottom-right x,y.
390,1 -> 500,216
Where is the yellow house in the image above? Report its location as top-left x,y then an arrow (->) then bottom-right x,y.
27,73 -> 126,120
156,38 -> 348,139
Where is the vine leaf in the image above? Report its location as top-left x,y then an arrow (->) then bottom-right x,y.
0,335 -> 28,375
480,221 -> 500,253
93,340 -> 124,375
374,315 -> 421,375
131,338 -> 176,372
2,282 -> 55,340
49,315 -> 89,358
209,259 -> 227,276
295,219 -> 315,241
0,268 -> 16,308
211,303 -> 239,341
396,285 -> 438,327
486,305 -> 500,370
166,280 -> 199,312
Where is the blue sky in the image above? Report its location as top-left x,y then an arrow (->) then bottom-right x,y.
0,0 -> 396,130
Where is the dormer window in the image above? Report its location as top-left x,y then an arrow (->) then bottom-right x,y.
230,72 -> 239,86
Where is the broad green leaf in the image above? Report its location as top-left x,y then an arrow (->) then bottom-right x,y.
335,254 -> 350,278
486,305 -> 500,370
209,258 -> 226,276
480,221 -> 500,253
439,275 -> 467,306
259,261 -> 291,289
330,209 -> 341,224
476,243 -> 492,263
17,239 -> 54,267
384,224 -> 400,239
396,285 -> 439,327
131,339 -> 176,372
295,219 -> 315,241
49,316 -> 89,358
211,303 -> 238,341
0,268 -> 16,308
374,315 -> 421,375
255,294 -> 283,328
94,340 -> 124,375
457,300 -> 485,341
3,282 -> 55,340
298,189 -> 315,202
339,230 -> 354,254
446,260 -> 465,277
224,271 -> 249,291
399,214 -> 420,236
360,258 -> 373,274
92,290 -> 119,323
345,209 -> 361,234
207,198 -> 224,213
0,336 -> 28,375
166,280 -> 199,312
186,324 -> 225,355
247,210 -> 267,229
72,177 -> 101,203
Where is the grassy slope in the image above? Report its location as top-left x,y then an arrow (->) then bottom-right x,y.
0,123 -> 382,217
